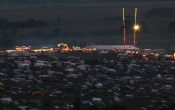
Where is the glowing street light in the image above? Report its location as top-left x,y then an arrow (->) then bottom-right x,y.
133,24 -> 140,31
133,24 -> 140,50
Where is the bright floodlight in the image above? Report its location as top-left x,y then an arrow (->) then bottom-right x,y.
133,24 -> 140,31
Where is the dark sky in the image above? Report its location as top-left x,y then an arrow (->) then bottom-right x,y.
0,0 -> 174,4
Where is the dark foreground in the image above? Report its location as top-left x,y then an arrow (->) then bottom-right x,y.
0,51 -> 175,110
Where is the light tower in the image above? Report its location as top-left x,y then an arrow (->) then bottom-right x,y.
122,8 -> 126,51
133,8 -> 140,49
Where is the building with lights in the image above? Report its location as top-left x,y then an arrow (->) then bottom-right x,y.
57,43 -> 71,53
32,47 -> 54,52
16,46 -> 31,52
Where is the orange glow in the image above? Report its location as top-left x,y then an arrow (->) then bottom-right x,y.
32,48 -> 54,52
173,53 -> 175,60
16,46 -> 31,52
133,24 -> 140,31
58,43 -> 71,53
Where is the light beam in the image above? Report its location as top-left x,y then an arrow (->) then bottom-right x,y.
122,8 -> 126,51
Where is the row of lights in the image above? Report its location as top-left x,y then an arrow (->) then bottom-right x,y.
14,43 -> 96,53
7,45 -> 175,61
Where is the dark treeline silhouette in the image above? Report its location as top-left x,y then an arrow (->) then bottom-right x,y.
0,19 -> 47,29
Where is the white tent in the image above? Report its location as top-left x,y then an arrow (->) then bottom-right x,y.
86,45 -> 139,50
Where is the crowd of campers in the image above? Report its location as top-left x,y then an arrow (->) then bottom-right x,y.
0,50 -> 175,110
